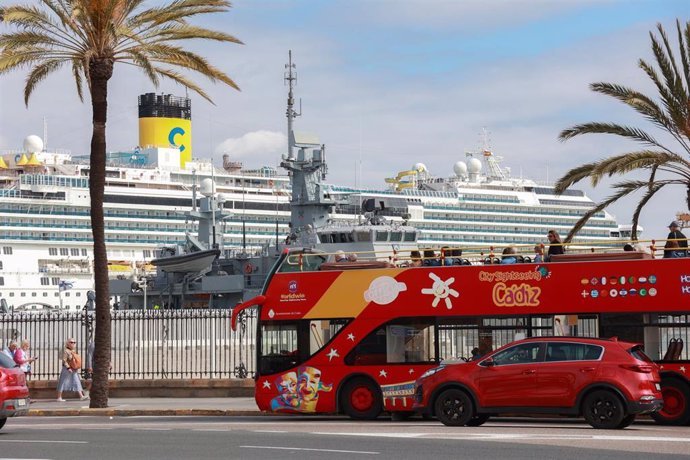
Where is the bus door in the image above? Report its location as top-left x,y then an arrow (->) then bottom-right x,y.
476,341 -> 544,407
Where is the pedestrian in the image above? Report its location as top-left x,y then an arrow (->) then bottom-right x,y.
14,339 -> 38,375
56,338 -> 87,402
546,230 -> 565,260
470,347 -> 481,361
2,340 -> 18,360
663,221 -> 687,258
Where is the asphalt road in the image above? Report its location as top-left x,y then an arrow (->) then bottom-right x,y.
1,416 -> 689,459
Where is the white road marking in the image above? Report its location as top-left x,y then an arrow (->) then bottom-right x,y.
253,430 -> 288,433
134,428 -> 172,431
0,440 -> 87,444
241,446 -> 379,455
312,432 -> 424,438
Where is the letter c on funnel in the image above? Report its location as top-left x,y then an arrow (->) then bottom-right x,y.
168,127 -> 186,152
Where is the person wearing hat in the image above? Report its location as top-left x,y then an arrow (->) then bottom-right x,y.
334,250 -> 348,262
664,220 -> 687,258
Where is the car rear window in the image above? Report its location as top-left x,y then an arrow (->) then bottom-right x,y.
0,352 -> 16,369
628,345 -> 653,363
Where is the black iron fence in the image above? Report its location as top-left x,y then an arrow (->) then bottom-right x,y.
0,309 -> 257,380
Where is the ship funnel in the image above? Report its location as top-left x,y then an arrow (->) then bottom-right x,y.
222,153 -> 242,173
138,93 -> 192,168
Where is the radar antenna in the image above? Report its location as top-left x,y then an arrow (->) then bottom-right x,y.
285,50 -> 301,159
479,127 -> 506,180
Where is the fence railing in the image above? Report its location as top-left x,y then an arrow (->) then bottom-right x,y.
0,310 -> 257,380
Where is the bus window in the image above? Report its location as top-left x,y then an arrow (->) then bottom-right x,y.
260,322 -> 299,375
278,252 -> 328,273
260,319 -> 351,375
345,318 -> 436,365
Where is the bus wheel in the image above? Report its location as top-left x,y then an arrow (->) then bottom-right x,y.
434,388 -> 474,426
341,377 -> 382,420
651,378 -> 690,426
582,390 -> 626,429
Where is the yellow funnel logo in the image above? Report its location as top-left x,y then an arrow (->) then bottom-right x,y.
139,117 -> 192,167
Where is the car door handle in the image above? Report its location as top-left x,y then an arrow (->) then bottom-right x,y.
580,367 -> 595,373
522,369 -> 536,375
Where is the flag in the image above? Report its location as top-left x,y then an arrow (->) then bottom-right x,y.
58,280 -> 74,292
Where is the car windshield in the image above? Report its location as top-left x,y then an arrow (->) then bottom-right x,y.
0,352 -> 17,369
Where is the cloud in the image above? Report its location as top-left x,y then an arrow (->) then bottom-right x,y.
214,130 -> 286,163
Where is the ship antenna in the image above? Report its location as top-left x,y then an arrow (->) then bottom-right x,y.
285,50 -> 301,159
43,117 -> 48,152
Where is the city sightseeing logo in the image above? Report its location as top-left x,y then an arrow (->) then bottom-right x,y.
478,267 -> 546,308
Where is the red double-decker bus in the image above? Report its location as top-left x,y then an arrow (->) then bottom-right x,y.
232,249 -> 690,424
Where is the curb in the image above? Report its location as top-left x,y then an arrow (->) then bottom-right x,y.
28,409 -> 267,417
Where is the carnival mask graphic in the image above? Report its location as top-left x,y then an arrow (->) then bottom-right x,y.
269,366 -> 332,413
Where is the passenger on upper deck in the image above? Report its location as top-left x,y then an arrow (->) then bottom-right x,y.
501,246 -> 518,264
664,221 -> 688,258
533,244 -> 545,263
423,249 -> 441,266
334,250 -> 348,262
409,250 -> 423,267
546,230 -> 565,260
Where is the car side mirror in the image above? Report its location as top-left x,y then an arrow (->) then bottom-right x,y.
483,358 -> 495,367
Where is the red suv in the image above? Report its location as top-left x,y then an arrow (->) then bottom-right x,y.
0,352 -> 30,430
413,337 -> 663,429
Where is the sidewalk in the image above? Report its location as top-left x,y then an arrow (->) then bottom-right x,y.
27,397 -> 264,417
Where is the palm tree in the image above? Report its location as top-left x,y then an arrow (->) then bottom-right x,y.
555,19 -> 690,242
0,0 -> 241,408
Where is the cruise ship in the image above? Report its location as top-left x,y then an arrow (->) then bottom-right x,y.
0,79 -> 626,313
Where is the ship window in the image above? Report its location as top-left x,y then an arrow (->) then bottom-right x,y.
0,261 -> 2,270
0,277 -> 3,286
70,248 -> 79,256
81,249 -> 87,256
355,231 -> 371,242
2,247 -> 12,255
59,248 -> 68,256
375,231 -> 388,242
40,278 -> 49,286
49,248 -> 58,256
390,231 -> 402,242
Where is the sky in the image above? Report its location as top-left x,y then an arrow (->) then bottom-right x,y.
0,0 -> 688,240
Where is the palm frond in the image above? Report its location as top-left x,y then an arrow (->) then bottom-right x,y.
553,162 -> 598,195
630,181 -> 668,240
558,122 -> 665,150
23,58 -> 63,105
564,181 -> 647,242
71,58 -> 85,102
150,66 -> 213,102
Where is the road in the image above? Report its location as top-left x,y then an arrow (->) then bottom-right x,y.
1,416 -> 689,459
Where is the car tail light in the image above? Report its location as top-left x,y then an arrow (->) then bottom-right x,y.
620,364 -> 654,373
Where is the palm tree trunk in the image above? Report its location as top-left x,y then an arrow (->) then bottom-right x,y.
88,58 -> 114,408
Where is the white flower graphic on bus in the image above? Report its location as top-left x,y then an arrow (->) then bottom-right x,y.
421,272 -> 459,309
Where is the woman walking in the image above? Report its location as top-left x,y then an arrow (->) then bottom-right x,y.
56,338 -> 87,402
